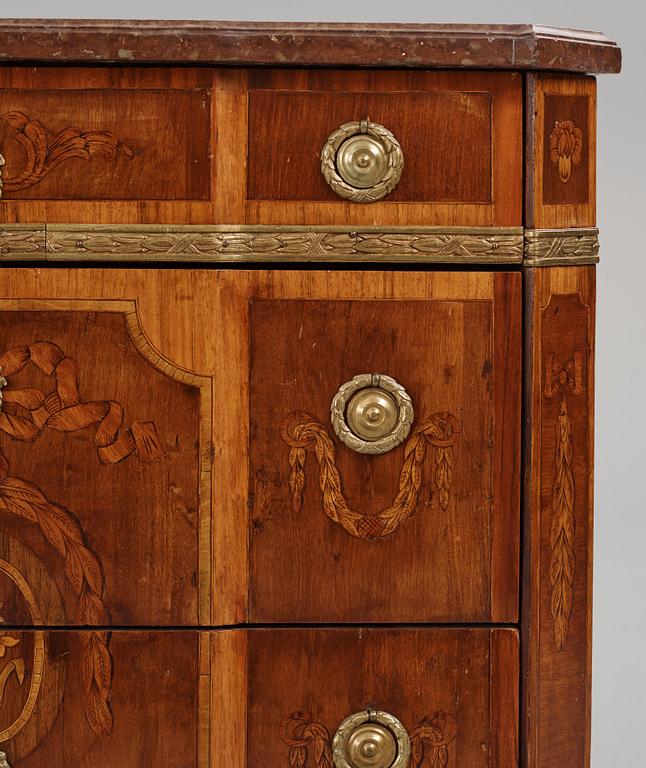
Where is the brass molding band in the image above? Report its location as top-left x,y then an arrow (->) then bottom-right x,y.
0,225 -> 522,263
0,224 -> 598,265
524,227 -> 600,266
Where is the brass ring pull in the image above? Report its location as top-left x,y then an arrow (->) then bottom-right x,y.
333,710 -> 411,768
320,119 -> 404,202
330,374 -> 414,455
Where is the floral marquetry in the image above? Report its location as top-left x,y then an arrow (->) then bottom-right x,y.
549,120 -> 583,183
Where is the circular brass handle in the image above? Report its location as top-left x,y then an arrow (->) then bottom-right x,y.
320,119 -> 404,202
330,374 -> 414,455
333,710 -> 410,768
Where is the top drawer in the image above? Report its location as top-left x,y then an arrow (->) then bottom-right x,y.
0,67 -> 522,227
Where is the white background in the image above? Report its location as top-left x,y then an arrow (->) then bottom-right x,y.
2,1 -> 644,765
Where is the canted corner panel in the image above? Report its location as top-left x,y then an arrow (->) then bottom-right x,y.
244,271 -> 520,623
523,266 -> 595,768
0,298 -> 212,628
234,69 -> 522,226
526,74 -> 596,229
0,629 -> 211,767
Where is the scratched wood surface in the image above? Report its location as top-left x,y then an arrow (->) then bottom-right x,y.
523,266 -> 595,768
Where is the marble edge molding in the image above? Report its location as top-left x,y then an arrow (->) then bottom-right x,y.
0,224 -> 599,266
0,20 -> 622,74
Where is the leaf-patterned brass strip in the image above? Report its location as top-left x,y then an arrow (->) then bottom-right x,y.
525,228 -> 599,266
0,111 -> 132,198
281,712 -> 457,768
0,224 -> 603,266
281,411 -> 459,540
0,225 -> 46,257
549,396 -> 576,650
0,225 -> 523,263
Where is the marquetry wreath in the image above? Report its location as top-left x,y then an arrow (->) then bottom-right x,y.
281,410 -> 460,540
0,341 -> 163,737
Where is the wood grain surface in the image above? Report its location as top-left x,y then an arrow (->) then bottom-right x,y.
523,266 -> 595,768
0,67 -> 213,224
526,74 -> 596,228
241,69 -> 522,226
0,269 -> 217,626
0,88 -> 209,200
0,630 -> 203,767
245,627 -> 519,768
208,270 -> 521,624
0,67 -> 520,226
248,89 -> 493,203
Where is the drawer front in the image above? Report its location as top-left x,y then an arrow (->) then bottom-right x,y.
215,628 -> 519,768
0,269 -> 216,626
0,629 -> 205,767
0,67 -> 213,224
237,270 -> 521,623
0,67 -> 521,228
0,627 -> 517,768
0,268 -> 520,627
242,69 -> 522,226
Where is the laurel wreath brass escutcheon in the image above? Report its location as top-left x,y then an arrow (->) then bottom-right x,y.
333,710 -> 411,768
320,119 -> 404,202
331,374 -> 413,455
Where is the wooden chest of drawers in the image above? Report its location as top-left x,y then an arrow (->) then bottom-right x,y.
0,20 -> 621,768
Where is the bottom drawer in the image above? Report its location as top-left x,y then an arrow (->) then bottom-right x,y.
0,628 -> 518,768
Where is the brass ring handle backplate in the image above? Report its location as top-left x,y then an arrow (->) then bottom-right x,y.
320,119 -> 404,202
333,710 -> 411,768
330,373 -> 414,455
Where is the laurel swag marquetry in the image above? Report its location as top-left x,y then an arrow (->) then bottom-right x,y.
0,20 -> 620,768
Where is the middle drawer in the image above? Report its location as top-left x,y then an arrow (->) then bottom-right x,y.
0,268 -> 520,627
219,270 -> 521,624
